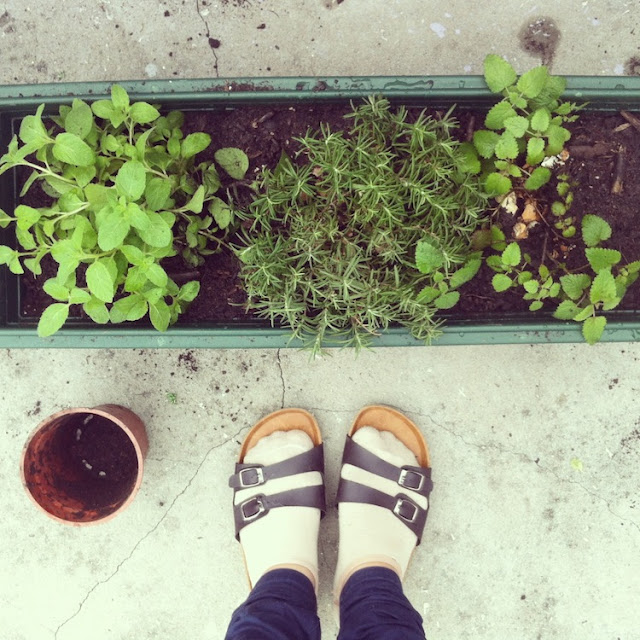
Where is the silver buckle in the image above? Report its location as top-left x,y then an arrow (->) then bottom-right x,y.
398,468 -> 425,491
393,497 -> 418,523
239,466 -> 264,487
240,496 -> 266,521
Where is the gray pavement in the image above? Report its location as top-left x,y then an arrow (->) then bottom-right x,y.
1,2 -> 640,639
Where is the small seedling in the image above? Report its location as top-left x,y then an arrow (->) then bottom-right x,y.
166,392 -> 178,404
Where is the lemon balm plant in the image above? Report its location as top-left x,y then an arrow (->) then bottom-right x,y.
0,85 -> 247,336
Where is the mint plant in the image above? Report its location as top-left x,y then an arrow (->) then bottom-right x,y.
236,97 -> 487,354
485,214 -> 640,344
460,54 -> 581,198
0,85 -> 248,336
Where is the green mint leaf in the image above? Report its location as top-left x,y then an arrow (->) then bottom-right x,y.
523,280 -> 539,294
449,259 -> 482,289
494,131 -> 519,159
544,124 -> 570,155
531,76 -> 567,108
526,137 -> 546,165
484,172 -> 512,196
52,132 -> 95,167
111,294 -> 148,322
589,269 -> 616,304
98,209 -> 130,251
136,212 -> 172,248
145,177 -> 172,211
120,244 -> 146,265
86,259 -> 116,303
43,278 -> 70,301
83,298 -> 110,324
581,214 -> 612,248
209,196 -> 232,229
585,247 -> 621,272
484,102 -> 517,130
530,107 -> 551,132
504,115 -> 529,138
573,304 -> 595,322
110,84 -> 130,111
501,242 -> 522,267
553,300 -> 581,320
433,291 -> 460,310
149,299 -> 171,331
483,54 -> 517,93
91,100 -> 115,120
181,132 -> 211,159
517,66 -> 549,98
37,303 -> 70,337
146,263 -> 168,287
19,104 -> 50,147
415,239 -> 445,274
456,142 -> 481,174
129,102 -> 160,124
560,273 -> 591,300
68,288 -> 91,304
214,147 -> 249,179
65,99 -> 94,139
14,204 -> 41,230
529,300 -> 544,311
492,273 -> 513,292
177,280 -> 200,302
524,166 -> 551,190
582,315 -> 606,345
185,185 -> 205,213
416,286 -> 440,303
472,129 -> 500,158
115,161 -> 146,200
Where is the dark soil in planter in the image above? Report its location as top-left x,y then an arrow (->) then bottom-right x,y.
14,103 -> 640,323
51,413 -> 138,509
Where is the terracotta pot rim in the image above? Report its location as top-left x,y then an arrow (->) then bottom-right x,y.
21,405 -> 147,526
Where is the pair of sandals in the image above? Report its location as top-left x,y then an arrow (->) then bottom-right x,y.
229,405 -> 433,592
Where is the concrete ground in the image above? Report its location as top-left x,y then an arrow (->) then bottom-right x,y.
1,1 -> 640,639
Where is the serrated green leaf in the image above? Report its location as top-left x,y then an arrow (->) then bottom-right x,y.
52,133 -> 95,167
560,273 -> 591,300
91,100 -> 115,120
14,204 -> 41,230
590,269 -> 617,304
86,259 -> 116,303
177,280 -> 200,303
456,142 -> 481,174
416,286 -> 440,303
504,115 -> 529,138
434,291 -> 460,310
523,279 -> 539,294
37,303 -> 70,337
530,107 -> 551,132
517,66 -> 549,98
502,242 -> 522,267
573,305 -> 595,322
484,54 -> 517,93
449,259 -> 482,289
137,212 -> 172,248
415,239 -> 445,274
581,214 -> 612,248
582,315 -> 606,345
185,185 -> 205,213
65,99 -> 94,139
19,104 -> 50,147
529,300 -> 544,311
181,132 -> 211,159
146,263 -> 168,287
83,298 -> 110,324
485,172 -> 512,196
145,177 -> 172,211
473,130 -> 500,158
545,124 -> 570,155
524,166 -> 551,190
554,300 -> 581,320
526,137 -> 546,165
98,209 -> 130,251
120,244 -> 146,265
68,288 -> 92,304
215,147 -> 249,179
484,102 -> 517,130
492,273 -> 513,292
585,247 -> 621,272
43,279 -> 70,301
115,161 -> 146,200
110,294 -> 148,323
494,131 -> 519,159
149,299 -> 171,332
111,84 -> 130,111
129,101 -> 160,124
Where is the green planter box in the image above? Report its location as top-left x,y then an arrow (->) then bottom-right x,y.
2,76 -> 640,348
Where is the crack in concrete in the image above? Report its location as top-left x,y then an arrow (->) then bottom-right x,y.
276,349 -> 286,408
195,0 -> 219,77
53,427 -> 245,639
407,409 -> 640,538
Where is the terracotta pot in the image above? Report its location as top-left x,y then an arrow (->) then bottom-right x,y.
21,404 -> 148,525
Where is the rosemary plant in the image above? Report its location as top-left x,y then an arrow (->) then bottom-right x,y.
236,97 -> 488,354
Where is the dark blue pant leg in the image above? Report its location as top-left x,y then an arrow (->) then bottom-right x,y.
338,567 -> 427,640
225,569 -> 321,640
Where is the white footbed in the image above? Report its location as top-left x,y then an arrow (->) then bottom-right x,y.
234,430 -> 322,588
333,426 -> 429,598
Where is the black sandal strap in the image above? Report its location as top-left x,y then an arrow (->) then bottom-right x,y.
341,437 -> 433,497
233,484 -> 326,539
229,444 -> 325,489
337,478 -> 429,543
